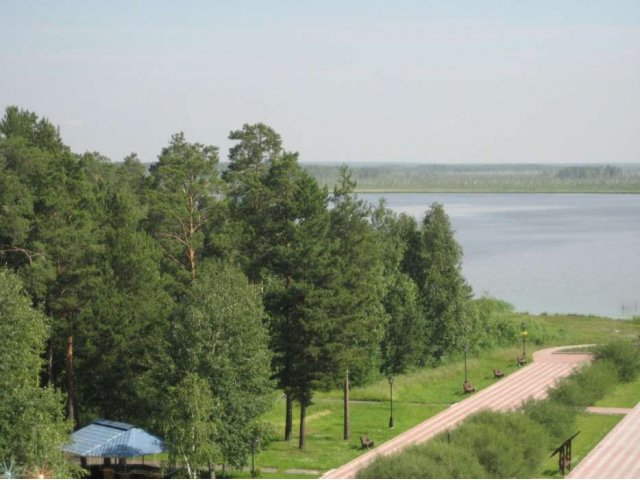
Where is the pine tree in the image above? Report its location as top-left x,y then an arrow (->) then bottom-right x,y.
148,132 -> 222,282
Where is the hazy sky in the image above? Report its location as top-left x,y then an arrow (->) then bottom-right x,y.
2,1 -> 640,164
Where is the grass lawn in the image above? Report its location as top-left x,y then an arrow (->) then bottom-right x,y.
594,376 -> 640,408
539,412 -> 623,478
326,347 -> 524,404
507,313 -> 640,347
257,398 -> 445,473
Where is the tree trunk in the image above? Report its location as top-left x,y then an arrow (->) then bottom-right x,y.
188,245 -> 197,280
343,370 -> 350,440
208,461 -> 215,479
284,392 -> 293,441
65,335 -> 79,429
298,402 -> 307,449
47,338 -> 54,384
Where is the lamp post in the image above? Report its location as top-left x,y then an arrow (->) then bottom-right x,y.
520,322 -> 528,358
388,375 -> 394,429
464,345 -> 469,383
251,435 -> 259,478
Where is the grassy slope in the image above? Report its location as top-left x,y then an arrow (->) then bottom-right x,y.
240,314 -> 640,477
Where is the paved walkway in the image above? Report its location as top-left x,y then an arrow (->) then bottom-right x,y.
322,346 -> 592,479
567,402 -> 640,479
585,406 -> 633,415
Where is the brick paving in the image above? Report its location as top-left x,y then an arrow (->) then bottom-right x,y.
568,402 -> 640,479
321,346 -> 592,479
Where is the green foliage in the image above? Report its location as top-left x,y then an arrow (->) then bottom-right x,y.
454,411 -> 549,478
549,360 -> 619,408
357,441 -> 487,479
522,398 -> 578,445
148,132 -> 221,281
380,272 -> 423,376
74,185 -> 174,426
325,166 -> 387,387
595,376 -> 640,408
596,340 -> 640,382
359,410 -> 549,479
371,201 -> 425,376
161,373 -> 219,479
173,260 -> 274,468
0,268 -> 72,476
410,203 -> 472,360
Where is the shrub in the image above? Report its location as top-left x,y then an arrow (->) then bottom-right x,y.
549,360 -> 619,407
521,398 -> 578,445
576,359 -> 619,399
455,411 -> 549,478
357,441 -> 487,479
596,340 -> 640,382
548,376 -> 585,407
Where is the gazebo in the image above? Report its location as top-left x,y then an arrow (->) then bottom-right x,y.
63,419 -> 164,478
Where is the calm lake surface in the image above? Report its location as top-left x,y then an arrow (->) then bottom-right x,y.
360,193 -> 640,319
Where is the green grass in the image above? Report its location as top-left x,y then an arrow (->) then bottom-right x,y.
335,348 -> 523,404
257,398 -> 445,473
595,376 -> 640,408
539,412 -> 623,478
509,313 -> 640,346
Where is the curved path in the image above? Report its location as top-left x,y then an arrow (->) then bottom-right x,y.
567,401 -> 640,479
322,346 -> 592,479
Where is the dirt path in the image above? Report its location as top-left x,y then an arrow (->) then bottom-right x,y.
585,406 -> 633,415
321,346 -> 592,479
567,402 -> 640,479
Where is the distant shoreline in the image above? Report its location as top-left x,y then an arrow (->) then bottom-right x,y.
303,163 -> 640,195
354,189 -> 640,194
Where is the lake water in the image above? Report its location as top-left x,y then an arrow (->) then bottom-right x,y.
359,193 -> 640,319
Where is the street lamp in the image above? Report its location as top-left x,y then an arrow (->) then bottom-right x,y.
464,345 -> 469,383
251,435 -> 260,478
388,375 -> 395,429
520,322 -> 528,357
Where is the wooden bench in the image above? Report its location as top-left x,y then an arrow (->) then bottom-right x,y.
463,381 -> 476,393
517,355 -> 527,366
493,368 -> 505,378
360,434 -> 374,449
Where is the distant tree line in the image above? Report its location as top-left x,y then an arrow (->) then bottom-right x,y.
304,163 -> 640,193
1,107 -> 487,477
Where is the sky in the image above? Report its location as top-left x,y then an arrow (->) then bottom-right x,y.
2,0 -> 640,164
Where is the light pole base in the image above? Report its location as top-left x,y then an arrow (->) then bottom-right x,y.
389,417 -> 394,429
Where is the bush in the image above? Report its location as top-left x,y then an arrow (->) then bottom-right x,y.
522,398 -> 578,445
357,441 -> 487,479
549,360 -> 619,407
548,376 -> 585,408
596,340 -> 640,382
455,411 -> 549,478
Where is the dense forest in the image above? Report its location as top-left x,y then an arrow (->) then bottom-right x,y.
0,107 -> 541,477
304,163 -> 640,193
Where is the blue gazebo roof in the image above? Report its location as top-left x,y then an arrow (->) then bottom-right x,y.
63,419 -> 165,458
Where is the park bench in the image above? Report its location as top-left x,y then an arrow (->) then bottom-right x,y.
493,368 -> 505,378
360,434 -> 374,449
517,355 -> 527,366
463,381 -> 476,393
